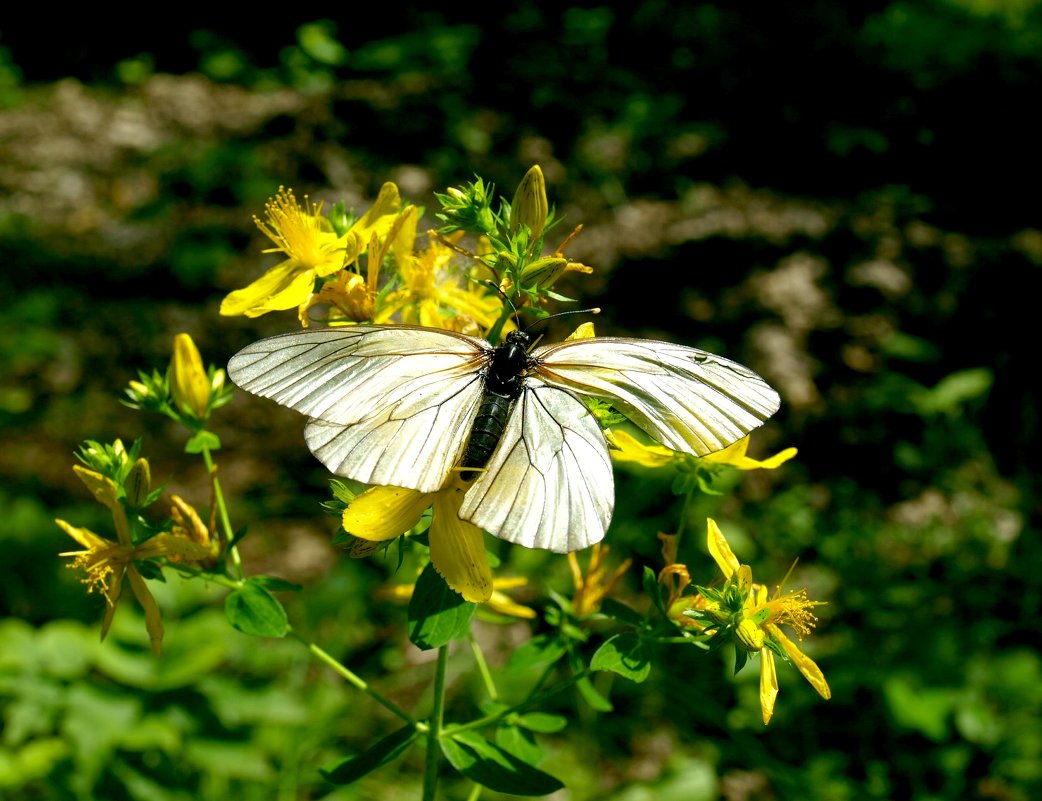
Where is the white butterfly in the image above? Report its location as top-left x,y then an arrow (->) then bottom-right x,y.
227,325 -> 779,553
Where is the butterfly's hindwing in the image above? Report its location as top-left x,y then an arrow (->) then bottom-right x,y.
459,380 -> 613,553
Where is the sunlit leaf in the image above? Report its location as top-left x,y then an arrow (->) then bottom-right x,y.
407,563 -> 475,650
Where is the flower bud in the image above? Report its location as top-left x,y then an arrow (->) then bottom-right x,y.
510,165 -> 548,242
702,600 -> 733,626
170,333 -> 210,420
170,495 -> 211,548
125,458 -> 152,508
735,618 -> 767,652
519,256 -> 568,290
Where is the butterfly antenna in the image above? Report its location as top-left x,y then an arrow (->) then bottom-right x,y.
522,306 -> 601,334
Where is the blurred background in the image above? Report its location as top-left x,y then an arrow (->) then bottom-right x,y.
2,4 -> 1040,800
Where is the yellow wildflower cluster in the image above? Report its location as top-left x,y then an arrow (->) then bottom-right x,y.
661,518 -> 831,724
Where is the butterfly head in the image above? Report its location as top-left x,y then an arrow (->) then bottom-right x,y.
504,330 -> 533,350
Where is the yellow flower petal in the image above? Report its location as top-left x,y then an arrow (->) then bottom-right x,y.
220,259 -> 318,317
606,428 -> 676,468
707,518 -> 740,579
760,648 -> 779,725
342,485 -> 432,541
703,436 -> 798,470
56,518 -> 110,552
487,589 -> 537,619
127,567 -> 164,656
565,322 -> 597,341
743,447 -> 798,470
72,466 -> 121,514
429,483 -> 492,603
341,182 -> 402,269
769,624 -> 832,700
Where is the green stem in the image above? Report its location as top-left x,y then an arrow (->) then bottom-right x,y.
288,630 -> 417,727
200,443 -> 243,578
422,646 -> 449,801
469,634 -> 497,701
672,487 -> 697,549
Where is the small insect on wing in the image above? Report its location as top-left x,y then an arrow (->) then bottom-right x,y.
531,337 -> 780,457
228,326 -> 490,492
459,380 -> 613,553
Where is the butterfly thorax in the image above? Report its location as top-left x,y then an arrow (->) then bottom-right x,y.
483,331 -> 532,396
460,331 -> 533,479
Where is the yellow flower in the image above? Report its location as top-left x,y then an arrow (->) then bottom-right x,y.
170,333 -> 210,420
374,206 -> 503,332
342,478 -> 493,602
56,520 -> 164,654
220,184 -> 400,317
608,431 -> 797,472
706,518 -> 830,725
568,542 -> 632,617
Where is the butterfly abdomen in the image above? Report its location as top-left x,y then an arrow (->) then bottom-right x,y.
461,392 -> 515,479
460,332 -> 532,480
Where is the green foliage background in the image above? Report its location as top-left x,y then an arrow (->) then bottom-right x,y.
2,4 -> 1040,799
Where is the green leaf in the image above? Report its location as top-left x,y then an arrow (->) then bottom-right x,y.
506,634 -> 566,672
912,367 -> 993,417
225,579 -> 289,638
440,731 -> 563,796
495,723 -> 543,765
598,598 -> 645,628
132,560 -> 165,582
320,725 -> 418,785
185,430 -> 221,454
253,575 -> 303,593
733,647 -> 749,675
407,563 -> 475,650
642,566 -> 667,617
591,633 -> 651,683
229,525 -> 249,548
515,712 -> 568,733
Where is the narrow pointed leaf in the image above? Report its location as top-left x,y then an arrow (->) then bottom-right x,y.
440,732 -> 563,796
321,725 -> 418,785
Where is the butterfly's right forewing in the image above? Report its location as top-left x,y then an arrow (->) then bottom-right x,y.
228,326 -> 489,492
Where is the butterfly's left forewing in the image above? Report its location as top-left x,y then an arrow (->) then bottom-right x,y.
532,337 -> 780,456
458,380 -> 613,553
228,326 -> 489,492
